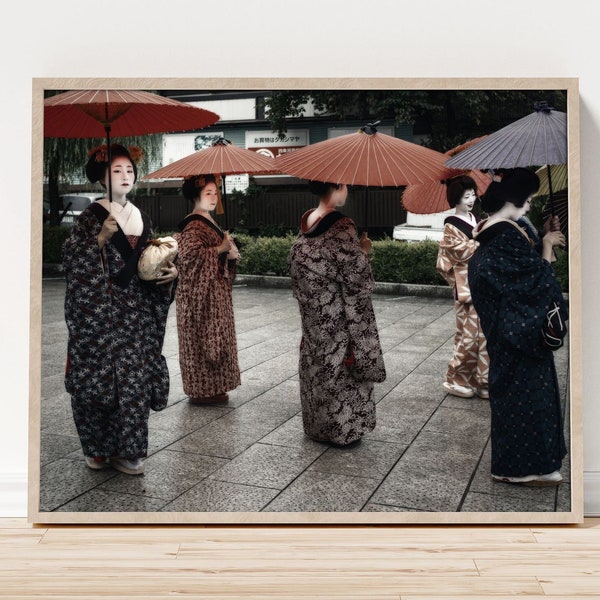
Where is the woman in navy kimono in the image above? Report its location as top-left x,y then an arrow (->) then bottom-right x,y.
468,168 -> 568,486
62,144 -> 178,475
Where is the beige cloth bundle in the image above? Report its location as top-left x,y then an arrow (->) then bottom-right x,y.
137,236 -> 178,281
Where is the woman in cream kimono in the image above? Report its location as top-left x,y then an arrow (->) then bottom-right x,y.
436,175 -> 489,399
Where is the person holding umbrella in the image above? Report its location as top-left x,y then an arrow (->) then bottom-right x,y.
175,174 -> 241,405
287,180 -> 386,448
468,168 -> 568,486
436,175 -> 489,400
62,144 -> 178,476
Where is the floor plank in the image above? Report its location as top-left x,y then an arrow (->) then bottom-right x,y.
2,518 -> 600,598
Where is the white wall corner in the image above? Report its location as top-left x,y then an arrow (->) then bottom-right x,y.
584,471 -> 600,517
0,473 -> 28,517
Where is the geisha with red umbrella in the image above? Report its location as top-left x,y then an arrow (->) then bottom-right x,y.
45,89 -> 220,476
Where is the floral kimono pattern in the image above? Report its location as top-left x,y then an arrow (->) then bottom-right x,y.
436,216 -> 489,391
468,218 -> 568,477
63,202 -> 172,460
287,210 -> 386,445
174,214 -> 241,399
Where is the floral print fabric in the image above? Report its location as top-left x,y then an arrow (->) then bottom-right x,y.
437,220 -> 489,390
174,215 -> 241,399
62,203 -> 172,460
288,211 -> 385,445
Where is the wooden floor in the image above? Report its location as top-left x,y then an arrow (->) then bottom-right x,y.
2,518 -> 600,598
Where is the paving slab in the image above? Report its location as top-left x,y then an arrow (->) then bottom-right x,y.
36,278 -> 572,516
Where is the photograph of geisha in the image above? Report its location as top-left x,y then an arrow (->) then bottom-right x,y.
30,79 -> 581,524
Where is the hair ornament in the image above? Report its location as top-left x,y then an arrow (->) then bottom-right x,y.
88,144 -> 108,163
127,146 -> 143,164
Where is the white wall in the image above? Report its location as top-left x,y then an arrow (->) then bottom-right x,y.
1,0 -> 599,516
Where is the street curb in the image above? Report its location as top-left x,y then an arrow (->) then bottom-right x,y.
234,274 -> 454,298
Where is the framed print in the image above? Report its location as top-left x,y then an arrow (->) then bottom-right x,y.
29,77 -> 583,524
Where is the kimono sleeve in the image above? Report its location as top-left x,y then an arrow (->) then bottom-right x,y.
333,219 -> 386,383
62,208 -> 108,298
436,223 -> 478,303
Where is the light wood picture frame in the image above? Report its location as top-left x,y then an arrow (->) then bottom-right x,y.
29,77 -> 583,524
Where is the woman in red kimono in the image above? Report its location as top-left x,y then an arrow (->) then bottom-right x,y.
288,180 -> 386,447
175,174 -> 241,404
436,175 -> 489,399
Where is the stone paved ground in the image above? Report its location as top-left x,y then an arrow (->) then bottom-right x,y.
37,277 -> 571,517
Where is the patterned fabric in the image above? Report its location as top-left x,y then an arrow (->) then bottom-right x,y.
287,210 -> 385,445
437,218 -> 489,390
174,214 -> 241,399
468,218 -> 568,477
62,203 -> 173,460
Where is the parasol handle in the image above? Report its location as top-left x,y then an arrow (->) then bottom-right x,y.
546,164 -> 555,215
221,174 -> 227,229
105,124 -> 113,205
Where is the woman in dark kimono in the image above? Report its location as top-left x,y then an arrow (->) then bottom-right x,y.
174,175 -> 241,404
288,180 -> 386,447
63,144 -> 178,475
468,168 -> 568,486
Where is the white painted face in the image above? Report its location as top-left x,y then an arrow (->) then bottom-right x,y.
456,188 -> 477,214
197,182 -> 219,212
104,156 -> 135,194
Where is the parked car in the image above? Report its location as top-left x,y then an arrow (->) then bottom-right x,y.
45,193 -> 104,226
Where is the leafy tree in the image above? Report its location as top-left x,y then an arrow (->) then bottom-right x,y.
263,89 -> 567,152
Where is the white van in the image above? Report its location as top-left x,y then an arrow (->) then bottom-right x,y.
57,193 -> 104,226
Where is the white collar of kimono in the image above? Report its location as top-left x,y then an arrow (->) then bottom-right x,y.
96,199 -> 143,236
453,212 -> 476,226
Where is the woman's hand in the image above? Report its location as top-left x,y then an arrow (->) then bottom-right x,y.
543,214 -> 561,234
98,214 -> 118,249
155,260 -> 178,285
541,230 -> 566,263
227,238 -> 241,261
216,232 -> 234,254
543,230 -> 566,248
360,231 -> 372,254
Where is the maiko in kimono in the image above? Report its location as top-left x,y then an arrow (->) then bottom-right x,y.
62,144 -> 178,476
174,174 -> 241,405
436,175 -> 489,400
468,168 -> 568,486
288,180 -> 386,448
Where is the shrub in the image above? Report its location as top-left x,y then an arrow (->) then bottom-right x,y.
43,226 -> 71,264
237,234 -> 297,276
553,248 -> 569,293
42,228 -> 569,292
370,239 -> 446,286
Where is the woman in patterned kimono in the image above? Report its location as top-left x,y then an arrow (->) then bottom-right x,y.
63,144 -> 178,475
175,175 -> 241,404
436,175 -> 489,399
468,168 -> 568,486
288,180 -> 386,447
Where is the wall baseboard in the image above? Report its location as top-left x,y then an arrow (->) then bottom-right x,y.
0,473 -> 28,517
584,471 -> 600,517
3,472 -> 600,518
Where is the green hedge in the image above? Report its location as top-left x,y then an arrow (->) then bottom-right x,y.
369,239 -> 446,286
43,226 -> 71,264
42,226 -> 569,292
